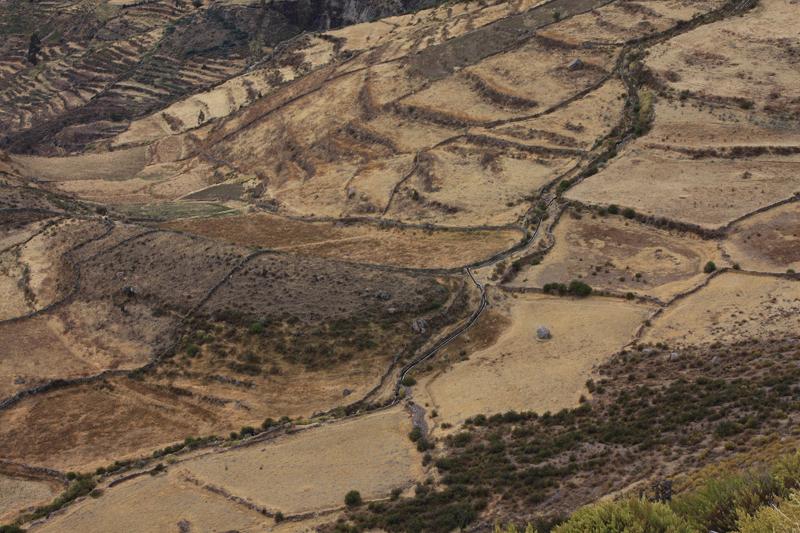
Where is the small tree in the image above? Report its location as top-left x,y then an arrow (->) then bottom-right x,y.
27,33 -> 41,65
345,490 -> 362,507
568,280 -> 593,297
704,261 -> 717,274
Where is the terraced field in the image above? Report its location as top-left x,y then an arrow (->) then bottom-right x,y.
2,0 -> 800,530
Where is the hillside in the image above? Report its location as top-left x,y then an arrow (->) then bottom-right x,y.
1,0 -> 799,531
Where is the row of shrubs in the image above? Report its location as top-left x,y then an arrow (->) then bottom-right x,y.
542,280 -> 592,297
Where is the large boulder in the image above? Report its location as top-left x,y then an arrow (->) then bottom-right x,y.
536,325 -> 552,340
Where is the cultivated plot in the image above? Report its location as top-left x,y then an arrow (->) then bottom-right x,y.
643,272 -> 800,347
181,408 -> 421,515
512,210 -> 722,300
164,212 -> 523,269
425,291 -> 652,427
723,202 -> 800,273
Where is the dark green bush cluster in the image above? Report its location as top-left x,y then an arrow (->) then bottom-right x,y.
152,435 -> 218,459
25,475 -> 96,522
343,485 -> 481,533
345,490 -> 363,508
542,280 -> 592,297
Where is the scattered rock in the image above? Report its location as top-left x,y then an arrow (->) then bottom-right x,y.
567,58 -> 584,70
536,325 -> 552,340
412,318 -> 428,334
668,351 -> 680,361
377,290 -> 392,300
342,388 -> 352,397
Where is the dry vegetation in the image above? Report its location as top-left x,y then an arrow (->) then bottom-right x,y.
2,0 -> 800,530
511,208 -> 722,300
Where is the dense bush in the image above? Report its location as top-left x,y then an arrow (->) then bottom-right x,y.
567,280 -> 592,297
554,499 -> 693,533
345,490 -> 363,508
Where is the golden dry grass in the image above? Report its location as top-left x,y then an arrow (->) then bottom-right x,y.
0,474 -> 59,523
723,202 -> 800,273
32,472 -> 267,533
565,147 -> 800,229
643,272 -> 800,347
511,210 -> 723,300
164,212 -> 522,269
181,407 -> 422,515
423,291 -> 652,427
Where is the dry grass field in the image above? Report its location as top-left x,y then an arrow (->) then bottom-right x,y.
423,290 -> 652,427
511,209 -> 723,299
723,202 -> 800,273
32,473 -> 268,533
566,148 -> 800,229
643,272 -> 800,347
183,408 -> 422,515
32,408 -> 418,532
567,0 -> 800,229
3,0 -> 800,530
0,474 -> 59,523
0,377 -> 240,472
165,212 -> 523,269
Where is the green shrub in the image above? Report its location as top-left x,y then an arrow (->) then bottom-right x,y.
543,282 -> 567,296
275,511 -> 285,523
737,490 -> 800,532
670,461 -> 800,533
248,321 -> 265,334
567,280 -> 592,297
345,490 -> 363,507
409,427 -> 423,442
622,207 -> 636,219
553,499 -> 693,533
185,344 -> 200,357
704,261 -> 717,274
401,375 -> 417,387
608,204 -> 620,215
27,475 -> 96,522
